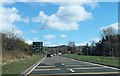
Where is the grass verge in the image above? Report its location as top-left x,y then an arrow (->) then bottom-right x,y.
2,54 -> 45,76
62,54 -> 119,67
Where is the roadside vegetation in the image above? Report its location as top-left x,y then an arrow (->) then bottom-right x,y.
2,54 -> 45,76
62,54 -> 119,67
1,29 -> 45,75
2,29 -> 33,65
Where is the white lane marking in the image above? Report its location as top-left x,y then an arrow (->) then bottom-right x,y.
62,63 -> 64,65
81,61 -> 120,70
62,56 -> 120,70
34,68 -> 60,71
69,67 -> 106,70
29,72 -> 120,76
65,64 -> 93,67
26,56 -> 46,75
36,66 -> 55,68
69,69 -> 75,73
31,72 -> 119,75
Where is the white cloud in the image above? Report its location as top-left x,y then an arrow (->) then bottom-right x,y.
44,34 -> 56,40
59,34 -> 67,38
56,5 -> 92,22
44,41 -> 67,47
0,5 -> 29,36
25,37 -> 39,45
79,42 -> 91,46
44,41 -> 59,47
89,37 -> 100,43
75,43 -> 80,46
32,4 -> 92,31
100,23 -> 118,34
100,23 -> 118,30
32,11 -> 48,23
15,29 -> 23,35
25,40 -> 33,45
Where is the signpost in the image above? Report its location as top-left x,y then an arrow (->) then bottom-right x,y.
33,42 -> 43,52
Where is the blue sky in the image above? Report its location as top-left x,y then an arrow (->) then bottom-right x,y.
0,2 -> 118,46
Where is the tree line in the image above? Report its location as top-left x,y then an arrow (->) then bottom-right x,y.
81,27 -> 120,57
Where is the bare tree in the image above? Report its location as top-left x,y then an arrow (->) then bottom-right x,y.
2,29 -> 18,51
100,27 -> 115,56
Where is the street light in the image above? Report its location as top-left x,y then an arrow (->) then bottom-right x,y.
39,25 -> 48,53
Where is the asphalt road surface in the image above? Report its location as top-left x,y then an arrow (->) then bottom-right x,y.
28,56 -> 120,76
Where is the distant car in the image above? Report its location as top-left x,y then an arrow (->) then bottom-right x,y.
47,54 -> 51,57
51,54 -> 53,57
59,53 -> 62,55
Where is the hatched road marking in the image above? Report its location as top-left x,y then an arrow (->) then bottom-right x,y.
36,66 -> 55,68
29,72 -> 120,76
34,68 -> 61,71
27,56 -> 120,76
69,69 -> 75,73
67,67 -> 107,70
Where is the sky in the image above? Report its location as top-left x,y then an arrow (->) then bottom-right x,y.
0,1 -> 119,46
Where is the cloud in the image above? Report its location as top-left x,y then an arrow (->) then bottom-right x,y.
44,41 -> 67,47
44,34 -> 56,40
56,5 -> 92,22
44,41 -> 59,47
32,11 -> 48,23
89,37 -> 100,43
59,34 -> 67,38
100,23 -> 118,33
0,5 -> 29,36
32,4 -> 92,31
25,37 -> 39,45
100,23 -> 118,30
25,40 -> 33,45
79,42 -> 91,46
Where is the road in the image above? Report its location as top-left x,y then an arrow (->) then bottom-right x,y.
27,56 -> 120,76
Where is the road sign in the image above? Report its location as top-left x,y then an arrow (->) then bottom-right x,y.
33,42 -> 43,52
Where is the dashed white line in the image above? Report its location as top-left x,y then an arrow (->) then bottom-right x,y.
69,69 -> 75,73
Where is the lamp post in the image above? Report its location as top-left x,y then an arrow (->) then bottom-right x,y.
39,25 -> 48,53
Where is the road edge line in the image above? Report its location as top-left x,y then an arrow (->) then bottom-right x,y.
23,55 -> 46,76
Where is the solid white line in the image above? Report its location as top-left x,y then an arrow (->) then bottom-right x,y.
69,69 -> 75,73
26,56 -> 46,75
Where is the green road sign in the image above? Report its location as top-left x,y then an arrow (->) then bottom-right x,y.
33,42 -> 43,52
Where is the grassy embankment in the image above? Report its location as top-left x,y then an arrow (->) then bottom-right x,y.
62,54 -> 119,67
2,54 -> 45,76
